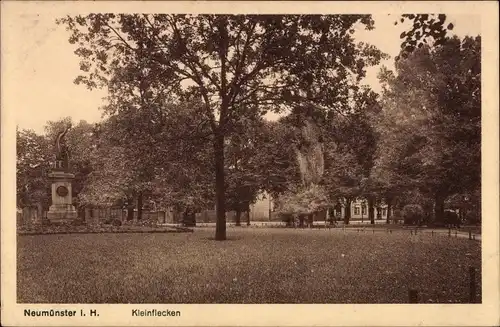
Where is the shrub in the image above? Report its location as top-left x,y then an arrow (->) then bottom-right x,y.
70,219 -> 86,226
443,210 -> 460,227
279,213 -> 294,226
402,204 -> 424,225
111,219 -> 122,227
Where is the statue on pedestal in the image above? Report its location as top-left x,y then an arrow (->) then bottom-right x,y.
47,123 -> 77,223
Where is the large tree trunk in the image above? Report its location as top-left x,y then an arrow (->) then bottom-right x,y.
137,192 -> 143,220
214,132 -> 226,240
344,198 -> 352,224
368,197 -> 375,225
235,203 -> 242,226
386,197 -> 393,224
434,193 -> 445,223
246,202 -> 251,226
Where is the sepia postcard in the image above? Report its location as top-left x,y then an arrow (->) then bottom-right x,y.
1,1 -> 499,326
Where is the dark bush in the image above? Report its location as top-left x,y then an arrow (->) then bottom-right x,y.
111,219 -> 122,227
70,219 -> 85,226
443,210 -> 460,227
402,204 -> 424,225
280,213 -> 294,226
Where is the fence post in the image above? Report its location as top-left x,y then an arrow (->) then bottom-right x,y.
85,207 -> 91,222
408,289 -> 419,303
469,267 -> 476,303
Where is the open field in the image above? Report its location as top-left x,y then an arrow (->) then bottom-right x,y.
17,228 -> 481,303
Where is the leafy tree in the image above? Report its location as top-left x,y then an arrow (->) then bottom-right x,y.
80,102 -> 215,222
395,14 -> 455,59
254,120 -> 301,199
225,115 -> 265,226
16,128 -> 51,209
374,35 -> 480,223
321,87 -> 380,224
58,14 -> 385,239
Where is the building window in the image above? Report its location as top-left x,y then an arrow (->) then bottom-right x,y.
382,208 -> 387,217
354,206 -> 360,215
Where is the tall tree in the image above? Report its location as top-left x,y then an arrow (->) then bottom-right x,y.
16,128 -> 51,209
321,87 -> 380,224
254,120 -> 301,199
374,35 -> 480,223
225,115 -> 264,226
58,14 -> 385,239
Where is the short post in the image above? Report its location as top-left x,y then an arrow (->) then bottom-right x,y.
468,230 -> 472,240
390,229 -> 392,234
448,228 -> 451,237
85,207 -> 91,223
469,267 -> 476,303
373,229 -> 375,234
408,289 -> 419,303
415,228 -> 418,235
473,234 -> 476,240
455,230 -> 457,237
410,230 -> 413,235
431,230 -> 434,236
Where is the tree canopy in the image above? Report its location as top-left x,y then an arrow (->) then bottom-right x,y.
58,14 -> 386,239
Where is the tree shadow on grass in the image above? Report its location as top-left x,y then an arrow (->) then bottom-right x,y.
205,236 -> 244,241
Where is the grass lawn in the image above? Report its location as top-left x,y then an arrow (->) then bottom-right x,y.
17,228 -> 481,303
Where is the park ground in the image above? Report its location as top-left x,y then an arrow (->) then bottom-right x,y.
17,228 -> 481,303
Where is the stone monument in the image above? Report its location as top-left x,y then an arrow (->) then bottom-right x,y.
47,124 -> 78,223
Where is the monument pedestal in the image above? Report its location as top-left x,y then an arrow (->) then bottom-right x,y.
47,170 -> 77,223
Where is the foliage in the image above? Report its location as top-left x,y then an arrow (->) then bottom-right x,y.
17,119 -> 97,209
224,115 -> 265,213
253,120 -> 301,198
395,14 -> 455,59
277,184 -> 329,216
374,35 -> 481,222
58,14 -> 386,240
320,86 -> 381,223
402,204 -> 424,225
16,128 -> 51,208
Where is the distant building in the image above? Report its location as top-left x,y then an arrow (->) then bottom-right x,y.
255,192 -> 395,222
332,199 -> 394,222
249,191 -> 273,221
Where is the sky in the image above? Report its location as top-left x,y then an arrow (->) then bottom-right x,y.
2,11 -> 481,134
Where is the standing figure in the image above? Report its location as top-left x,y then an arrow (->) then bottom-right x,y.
55,124 -> 71,170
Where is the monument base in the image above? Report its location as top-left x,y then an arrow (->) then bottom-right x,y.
47,204 -> 78,223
